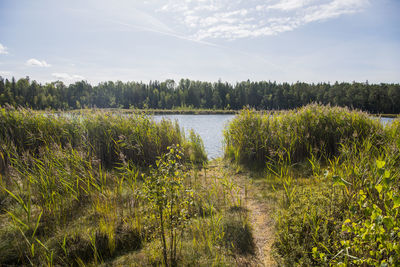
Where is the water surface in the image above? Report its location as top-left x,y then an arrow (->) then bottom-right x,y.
379,117 -> 394,126
153,114 -> 395,159
154,114 -> 235,159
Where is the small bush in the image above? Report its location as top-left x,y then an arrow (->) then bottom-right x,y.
274,137 -> 400,266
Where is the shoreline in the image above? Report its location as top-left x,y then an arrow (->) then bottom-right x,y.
68,108 -> 238,115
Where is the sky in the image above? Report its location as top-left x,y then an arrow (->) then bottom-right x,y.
0,0 -> 399,84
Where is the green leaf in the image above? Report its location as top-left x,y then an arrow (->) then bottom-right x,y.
35,237 -> 49,251
383,217 -> 394,230
382,177 -> 391,187
6,211 -> 28,230
31,210 -> 43,238
393,196 -> 400,209
359,190 -> 366,201
384,170 -> 390,178
375,184 -> 383,194
312,247 -> 318,258
333,175 -> 345,187
31,243 -> 35,257
376,160 -> 386,169
3,188 -> 26,209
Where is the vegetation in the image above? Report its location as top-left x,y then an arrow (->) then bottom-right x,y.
110,108 -> 237,115
0,107 -> 255,266
1,76 -> 400,114
224,104 -> 400,266
0,107 -> 187,167
2,103 -> 399,266
224,104 -> 386,167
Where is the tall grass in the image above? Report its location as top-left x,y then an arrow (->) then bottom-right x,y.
0,107 -> 251,266
0,107 -> 203,168
224,104 -> 386,167
274,135 -> 400,266
224,104 -> 399,266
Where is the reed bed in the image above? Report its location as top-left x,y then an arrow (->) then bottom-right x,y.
224,104 -> 400,266
0,107 -> 204,168
0,107 -> 251,266
224,103 -> 386,167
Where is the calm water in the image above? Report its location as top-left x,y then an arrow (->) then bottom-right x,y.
153,114 -> 235,159
153,115 -> 395,159
379,117 -> 394,126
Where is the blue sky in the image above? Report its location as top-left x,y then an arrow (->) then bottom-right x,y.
0,0 -> 399,84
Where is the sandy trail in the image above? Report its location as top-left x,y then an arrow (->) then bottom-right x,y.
208,162 -> 277,266
244,189 -> 276,266
236,172 -> 277,267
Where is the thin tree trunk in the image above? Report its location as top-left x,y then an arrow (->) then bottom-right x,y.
170,197 -> 174,266
159,206 -> 168,266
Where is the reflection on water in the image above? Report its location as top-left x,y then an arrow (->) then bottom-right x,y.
153,114 -> 235,159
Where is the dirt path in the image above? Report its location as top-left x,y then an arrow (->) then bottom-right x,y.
210,161 -> 277,266
236,172 -> 277,266
244,188 -> 276,266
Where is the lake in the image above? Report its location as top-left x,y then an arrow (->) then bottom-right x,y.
154,114 -> 395,160
379,117 -> 394,126
154,114 -> 235,159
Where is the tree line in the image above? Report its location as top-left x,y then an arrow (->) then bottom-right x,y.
0,76 -> 399,113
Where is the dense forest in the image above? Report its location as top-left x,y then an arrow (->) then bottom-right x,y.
1,76 -> 399,113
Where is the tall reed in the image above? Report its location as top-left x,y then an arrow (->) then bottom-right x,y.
224,104 -> 386,167
0,107 -> 206,168
0,105 -> 258,266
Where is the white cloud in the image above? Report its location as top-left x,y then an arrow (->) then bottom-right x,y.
26,58 -> 51,67
267,0 -> 311,11
0,71 -> 12,76
0,43 -> 8,54
302,0 -> 366,23
156,0 -> 369,40
52,72 -> 85,81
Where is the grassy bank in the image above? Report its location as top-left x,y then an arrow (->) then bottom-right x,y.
377,114 -> 400,118
224,104 -> 400,266
0,107 -> 210,168
0,107 -> 254,266
69,108 -> 237,115
2,104 -> 399,266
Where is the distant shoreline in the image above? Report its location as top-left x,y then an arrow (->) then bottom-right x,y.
68,108 -> 238,115
49,107 -> 400,117
377,114 -> 399,118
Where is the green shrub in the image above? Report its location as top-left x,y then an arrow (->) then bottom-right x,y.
275,137 -> 400,266
327,148 -> 400,266
143,145 -> 191,266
